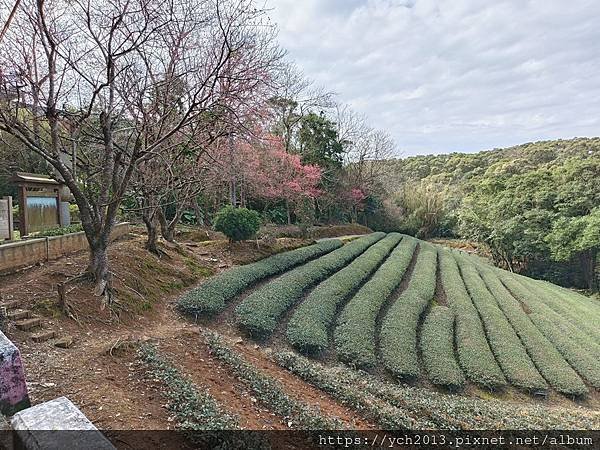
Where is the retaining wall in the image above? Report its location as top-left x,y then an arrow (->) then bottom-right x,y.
0,223 -> 130,274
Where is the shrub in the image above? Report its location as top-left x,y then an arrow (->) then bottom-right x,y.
177,239 -> 342,317
455,254 -> 548,392
523,280 -> 600,345
498,271 -> 600,390
203,331 -> 341,430
137,344 -> 245,448
213,206 -> 260,242
274,351 -> 600,430
477,264 -> 588,396
420,306 -> 465,389
437,249 -> 506,390
274,351 -> 436,429
35,223 -> 83,237
286,233 -> 402,354
335,236 -> 418,369
235,233 -> 386,338
379,243 -> 437,379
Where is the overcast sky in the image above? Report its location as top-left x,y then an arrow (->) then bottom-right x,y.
265,0 -> 600,156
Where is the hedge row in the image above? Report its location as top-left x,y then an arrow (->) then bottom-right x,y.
137,344 -> 252,448
438,249 -> 506,390
203,331 -> 342,430
235,233 -> 386,338
177,239 -> 343,317
379,243 -> 437,379
524,279 -> 600,346
498,272 -> 600,390
455,254 -> 547,392
522,279 -> 600,358
274,351 -> 437,429
420,306 -> 465,390
335,236 -> 418,369
477,265 -> 588,396
286,233 -> 402,354
275,351 -> 600,430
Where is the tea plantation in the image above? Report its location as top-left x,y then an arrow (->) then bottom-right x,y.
179,233 -> 600,397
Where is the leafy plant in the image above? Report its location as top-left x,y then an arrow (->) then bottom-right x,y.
420,306 -> 465,389
286,233 -> 401,354
334,236 -> 418,369
177,239 -> 342,317
379,243 -> 438,379
235,233 -> 385,338
438,249 -> 506,390
213,206 -> 261,242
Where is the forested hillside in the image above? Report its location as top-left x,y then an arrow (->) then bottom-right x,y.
379,138 -> 600,291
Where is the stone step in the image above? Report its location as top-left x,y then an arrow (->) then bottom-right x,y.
31,330 -> 57,343
8,309 -> 31,321
0,299 -> 22,310
15,318 -> 41,331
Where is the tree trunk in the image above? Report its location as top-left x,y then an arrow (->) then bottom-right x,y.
286,200 -> 291,225
143,213 -> 160,255
87,238 -> 111,302
581,250 -> 598,292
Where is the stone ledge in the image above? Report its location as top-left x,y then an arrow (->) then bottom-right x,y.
10,396 -> 115,450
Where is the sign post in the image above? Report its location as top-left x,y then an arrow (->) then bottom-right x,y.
0,196 -> 14,241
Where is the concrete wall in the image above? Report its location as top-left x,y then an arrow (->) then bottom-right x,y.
0,223 -> 130,274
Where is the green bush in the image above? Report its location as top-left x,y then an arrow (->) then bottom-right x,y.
455,254 -> 548,392
275,351 -> 600,430
177,239 -> 342,317
235,233 -> 386,338
334,236 -> 418,369
203,331 -> 341,430
137,344 -> 240,443
286,233 -> 402,354
438,249 -> 506,390
477,265 -> 588,396
379,243 -> 437,379
213,206 -> 260,242
524,280 -> 600,345
274,351 -> 436,429
498,271 -> 600,391
35,223 -> 84,237
420,306 -> 465,389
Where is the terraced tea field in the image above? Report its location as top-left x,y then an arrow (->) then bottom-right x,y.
178,232 -> 600,399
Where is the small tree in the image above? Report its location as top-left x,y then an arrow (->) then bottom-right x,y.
214,206 -> 260,242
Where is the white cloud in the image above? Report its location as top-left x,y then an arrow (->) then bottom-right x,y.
266,0 -> 600,156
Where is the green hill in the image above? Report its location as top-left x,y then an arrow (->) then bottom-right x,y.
374,137 -> 600,292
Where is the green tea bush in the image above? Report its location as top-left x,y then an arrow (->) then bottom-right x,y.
137,344 -> 248,447
379,243 -> 437,379
178,239 -> 342,317
438,249 -> 506,390
455,254 -> 548,392
420,306 -> 465,390
274,351 -> 436,429
235,233 -> 386,338
499,272 -> 600,390
335,236 -> 418,369
203,331 -> 342,430
286,233 -> 402,354
274,351 -> 600,430
213,206 -> 261,242
523,279 -> 600,346
477,265 -> 588,396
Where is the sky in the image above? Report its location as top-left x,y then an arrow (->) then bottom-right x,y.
265,0 -> 600,156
